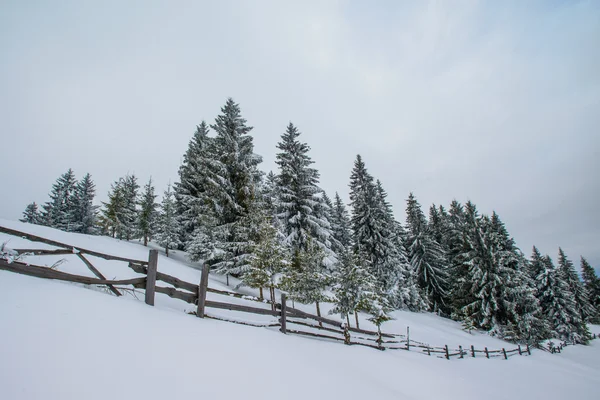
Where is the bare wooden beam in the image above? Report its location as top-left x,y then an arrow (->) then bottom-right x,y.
0,225 -> 148,265
77,253 -> 121,296
204,300 -> 279,316
0,259 -> 146,286
145,250 -> 158,306
13,248 -> 74,256
154,285 -> 196,304
196,264 -> 210,318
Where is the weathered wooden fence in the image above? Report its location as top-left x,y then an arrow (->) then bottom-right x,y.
4,224 -> 587,360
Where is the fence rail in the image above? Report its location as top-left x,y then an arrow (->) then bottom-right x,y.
4,224 -> 594,360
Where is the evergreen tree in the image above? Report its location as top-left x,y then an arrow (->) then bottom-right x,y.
99,178 -> 125,238
274,122 -> 334,266
20,202 -> 41,224
580,257 -> 600,323
405,193 -> 450,313
41,169 -> 77,231
137,177 -> 158,246
330,193 -> 353,250
558,248 -> 595,323
155,184 -> 181,257
536,255 -> 589,343
71,173 -> 98,234
118,174 -> 139,241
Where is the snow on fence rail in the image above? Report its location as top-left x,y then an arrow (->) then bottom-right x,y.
4,225 -> 593,359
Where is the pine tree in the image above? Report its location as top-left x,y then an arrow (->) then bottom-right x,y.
155,184 -> 181,257
137,177 -> 158,246
20,202 -> 41,224
242,218 -> 289,301
99,178 -> 125,238
279,236 -> 330,320
41,169 -> 77,231
274,122 -> 334,267
405,193 -> 450,313
330,193 -> 352,250
188,98 -> 263,276
71,173 -> 98,234
580,257 -> 600,323
557,248 -> 595,323
118,174 -> 139,241
536,255 -> 589,343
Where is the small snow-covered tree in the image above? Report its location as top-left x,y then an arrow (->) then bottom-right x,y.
71,173 -> 98,235
137,177 -> 158,246
20,202 -> 41,224
99,178 -> 125,238
155,184 -> 181,257
581,257 -> 600,323
118,174 -> 139,241
558,248 -> 595,323
41,169 -> 77,231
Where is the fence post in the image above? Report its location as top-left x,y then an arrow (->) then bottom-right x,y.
484,347 -> 489,359
471,345 -> 475,358
426,345 -> 431,356
196,263 -> 210,318
518,345 -> 522,355
406,326 -> 410,350
280,294 -> 287,334
444,345 -> 449,360
145,249 -> 158,306
526,344 -> 531,356
502,348 -> 507,360
459,345 -> 464,359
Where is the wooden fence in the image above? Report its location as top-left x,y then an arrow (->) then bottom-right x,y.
2,224 -> 575,360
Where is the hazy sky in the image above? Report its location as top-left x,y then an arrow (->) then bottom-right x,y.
1,1 -> 599,272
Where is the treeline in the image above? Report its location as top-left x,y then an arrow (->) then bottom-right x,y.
22,98 -> 600,344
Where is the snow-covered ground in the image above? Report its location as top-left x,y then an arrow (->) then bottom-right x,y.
1,220 -> 599,399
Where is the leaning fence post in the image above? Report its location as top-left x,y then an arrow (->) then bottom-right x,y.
502,348 -> 507,360
196,263 -> 210,318
145,249 -> 158,306
459,345 -> 464,359
471,345 -> 475,358
518,345 -> 522,355
526,344 -> 531,356
484,347 -> 489,359
426,345 -> 431,356
406,326 -> 410,350
280,294 -> 287,334
444,345 -> 449,360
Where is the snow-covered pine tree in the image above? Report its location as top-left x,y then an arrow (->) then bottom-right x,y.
536,254 -> 590,343
405,193 -> 450,313
274,122 -> 335,267
557,248 -> 595,323
41,169 -> 77,231
155,184 -> 181,257
118,174 -> 139,241
20,202 -> 41,224
71,173 -> 98,235
137,177 -> 158,246
330,193 -> 353,250
242,218 -> 289,301
279,236 -> 330,320
188,98 -> 263,276
580,257 -> 600,323
99,178 -> 125,238
174,121 -> 223,247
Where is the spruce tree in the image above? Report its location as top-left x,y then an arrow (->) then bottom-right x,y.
137,177 -> 158,246
274,122 -> 334,266
405,193 -> 450,313
41,169 -> 77,231
330,193 -> 352,250
20,202 -> 41,224
155,184 -> 181,257
118,174 -> 139,241
580,257 -> 600,323
71,173 -> 98,234
99,178 -> 125,238
558,248 -> 595,323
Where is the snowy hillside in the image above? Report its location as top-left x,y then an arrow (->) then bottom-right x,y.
1,220 -> 599,400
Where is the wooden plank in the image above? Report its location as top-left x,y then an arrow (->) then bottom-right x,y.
287,319 -> 345,336
13,248 -> 75,256
0,258 -> 146,286
156,272 -> 197,293
77,253 -> 121,296
204,300 -> 279,316
145,250 -> 158,306
286,329 -> 345,343
155,285 -> 196,304
207,287 -> 267,303
0,225 -> 148,265
197,264 -> 210,318
280,293 -> 287,334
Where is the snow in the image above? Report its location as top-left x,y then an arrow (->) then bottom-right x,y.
1,220 -> 599,399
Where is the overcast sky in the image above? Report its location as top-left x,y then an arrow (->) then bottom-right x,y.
1,0 -> 599,272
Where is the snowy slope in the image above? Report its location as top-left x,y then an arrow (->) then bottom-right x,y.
1,220 -> 599,400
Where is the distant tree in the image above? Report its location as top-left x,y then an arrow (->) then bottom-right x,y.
99,178 -> 125,238
557,248 -> 595,323
118,174 -> 139,241
155,184 -> 181,257
580,257 -> 600,323
20,202 -> 41,224
137,177 -> 158,246
41,169 -> 77,231
71,173 -> 98,234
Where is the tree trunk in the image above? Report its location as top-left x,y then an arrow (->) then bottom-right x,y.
346,314 -> 351,327
316,301 -> 323,327
259,287 -> 264,300
143,236 -> 148,246
354,311 -> 360,329
270,286 -> 275,311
